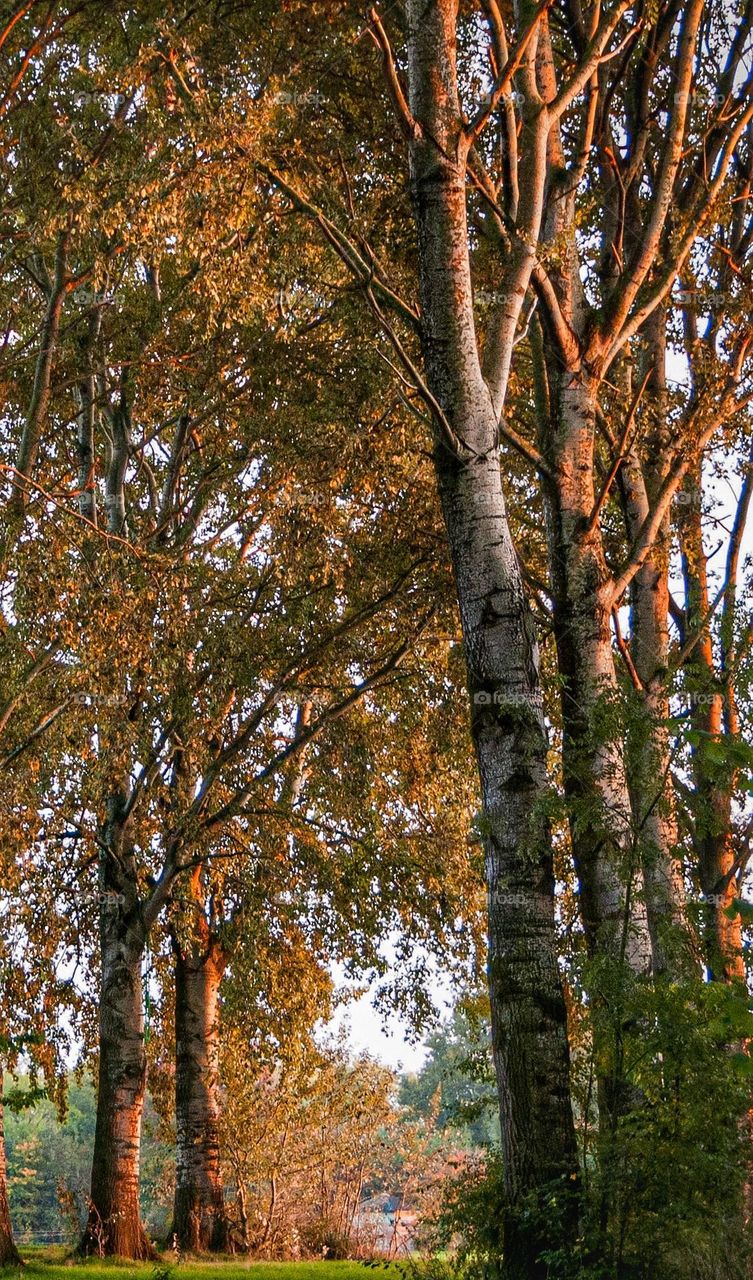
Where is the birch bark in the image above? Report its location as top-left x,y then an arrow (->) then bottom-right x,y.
620,318 -> 687,971
542,362 -> 652,971
171,908 -> 228,1252
404,5 -> 578,1271
678,474 -> 745,982
80,795 -> 156,1259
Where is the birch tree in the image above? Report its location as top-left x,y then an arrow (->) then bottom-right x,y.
2,18 -> 480,1255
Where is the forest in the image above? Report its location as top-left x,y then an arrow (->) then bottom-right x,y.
1,0 -> 753,1277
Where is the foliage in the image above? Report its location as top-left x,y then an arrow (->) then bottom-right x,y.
399,993 -> 498,1150
219,1036 -> 451,1259
439,975 -> 753,1279
4,1077 -> 172,1241
1,0 -> 753,1273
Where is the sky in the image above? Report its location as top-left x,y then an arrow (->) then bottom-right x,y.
331,989 -> 431,1074
325,950 -> 457,1074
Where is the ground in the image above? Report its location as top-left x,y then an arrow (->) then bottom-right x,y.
11,1251 -> 401,1280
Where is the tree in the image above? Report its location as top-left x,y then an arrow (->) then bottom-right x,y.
1,10 -> 481,1254
400,992 -> 499,1150
249,0 -> 753,1264
169,870 -> 228,1252
220,1035 -> 444,1259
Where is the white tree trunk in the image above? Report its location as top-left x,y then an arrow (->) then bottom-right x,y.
405,5 -> 578,1272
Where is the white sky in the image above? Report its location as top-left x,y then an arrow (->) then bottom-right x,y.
331,990 -> 431,1073
324,949 -> 457,1073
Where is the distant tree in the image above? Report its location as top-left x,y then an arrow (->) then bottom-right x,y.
4,1076 -> 173,1243
0,6 -> 479,1256
400,994 -> 499,1150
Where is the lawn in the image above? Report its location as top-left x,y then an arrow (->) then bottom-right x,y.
14,1252 -> 402,1280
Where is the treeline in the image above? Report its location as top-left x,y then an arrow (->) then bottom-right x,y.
1,2 -> 753,1278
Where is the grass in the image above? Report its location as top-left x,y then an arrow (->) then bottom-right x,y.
13,1249 -> 402,1280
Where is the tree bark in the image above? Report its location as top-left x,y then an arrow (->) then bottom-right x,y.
171,904 -> 228,1253
80,797 -> 157,1259
620,317 -> 687,972
73,305 -> 101,526
531,32 -> 653,972
404,5 -> 578,1273
678,475 -> 744,983
538,356 -> 654,1246
626,534 -> 686,967
13,232 -> 68,511
542,366 -> 652,972
236,1179 -> 250,1254
0,1080 -> 21,1267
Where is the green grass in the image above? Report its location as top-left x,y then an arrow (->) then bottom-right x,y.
13,1251 -> 401,1280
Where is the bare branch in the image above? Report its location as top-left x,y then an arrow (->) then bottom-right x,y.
258,164 -> 420,331
609,387 -> 753,606
549,0 -> 635,122
465,0 -> 552,144
612,608 -> 644,692
200,624 -> 428,831
586,369 -> 650,536
366,6 -> 417,140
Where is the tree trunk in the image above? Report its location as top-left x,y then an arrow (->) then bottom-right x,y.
80,801 -> 156,1259
678,478 -> 744,982
404,6 -> 578,1273
171,912 -> 228,1253
627,540 -> 686,968
543,368 -> 652,972
531,56 -> 653,970
540,363 -> 653,1248
236,1179 -> 250,1254
0,1081 -> 21,1267
13,231 -> 68,511
620,317 -> 688,972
